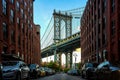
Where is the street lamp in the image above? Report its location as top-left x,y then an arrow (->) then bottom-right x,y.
73,53 -> 77,69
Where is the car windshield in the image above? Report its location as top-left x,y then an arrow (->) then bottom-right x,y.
2,61 -> 18,66
73,70 -> 77,72
97,61 -> 110,69
86,63 -> 93,67
29,64 -> 36,68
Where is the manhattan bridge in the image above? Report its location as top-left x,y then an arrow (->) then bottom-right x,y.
41,7 -> 84,68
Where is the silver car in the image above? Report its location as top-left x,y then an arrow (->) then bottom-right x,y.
0,64 -> 3,80
2,61 -> 30,80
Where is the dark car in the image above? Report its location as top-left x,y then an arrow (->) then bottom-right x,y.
81,62 -> 98,79
39,67 -> 46,77
43,67 -> 54,75
95,61 -> 120,80
67,69 -> 73,75
0,64 -> 3,80
28,64 -> 40,78
2,61 -> 30,80
67,69 -> 80,76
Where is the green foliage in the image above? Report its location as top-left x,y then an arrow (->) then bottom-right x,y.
63,68 -> 70,73
42,61 -> 61,72
77,62 -> 83,70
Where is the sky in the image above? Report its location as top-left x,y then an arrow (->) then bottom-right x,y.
33,0 -> 88,38
33,0 -> 87,64
42,50 -> 81,66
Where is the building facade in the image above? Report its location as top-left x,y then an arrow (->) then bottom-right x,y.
32,25 -> 41,65
0,0 -> 41,65
81,0 -> 120,63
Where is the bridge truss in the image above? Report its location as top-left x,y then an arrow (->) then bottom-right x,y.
41,7 -> 84,68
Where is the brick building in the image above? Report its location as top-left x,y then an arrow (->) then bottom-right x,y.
81,0 -> 120,63
32,25 -> 41,65
0,0 -> 41,65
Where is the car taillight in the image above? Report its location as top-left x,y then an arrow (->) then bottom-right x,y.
12,70 -> 17,73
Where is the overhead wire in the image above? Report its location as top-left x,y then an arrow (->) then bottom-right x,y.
41,16 -> 53,41
41,24 -> 54,47
41,7 -> 85,49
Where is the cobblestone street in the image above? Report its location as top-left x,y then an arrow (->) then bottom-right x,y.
33,73 -> 86,80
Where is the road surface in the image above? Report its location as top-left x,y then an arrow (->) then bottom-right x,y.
33,73 -> 86,80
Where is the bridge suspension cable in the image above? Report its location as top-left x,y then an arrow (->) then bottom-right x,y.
41,7 -> 85,49
41,16 -> 54,49
62,7 -> 84,14
41,16 -> 53,41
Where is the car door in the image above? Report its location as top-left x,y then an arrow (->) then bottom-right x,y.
20,62 -> 29,79
82,64 -> 86,77
98,61 -> 110,80
96,62 -> 104,80
101,63 -> 111,80
0,64 -> 3,79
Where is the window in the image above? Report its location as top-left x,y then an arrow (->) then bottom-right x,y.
17,17 -> 19,23
111,0 -> 115,13
24,1 -> 27,9
17,17 -> 20,29
102,17 -> 106,29
30,13 -> 32,19
94,0 -> 96,10
21,9 -> 23,18
2,0 -> 7,15
3,46 -> 8,53
3,22 -> 8,40
111,20 -> 115,35
11,30 -> 15,43
28,8 -> 30,13
10,0 -> 14,4
30,2 -> 33,8
22,23 -> 24,33
16,1 -> 20,11
10,9 -> 14,23
11,50 -> 15,54
98,38 -> 101,48
103,0 -> 106,13
25,14 -> 27,20
102,33 -> 106,45
98,0 -> 100,5
18,34 -> 20,47
98,23 -> 100,33
28,20 -> 30,24
98,8 -> 100,19
31,24 -> 32,28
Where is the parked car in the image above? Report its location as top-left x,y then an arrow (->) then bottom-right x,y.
28,64 -> 40,78
67,69 -> 72,75
0,64 -> 3,80
43,67 -> 54,75
95,61 -> 120,80
2,61 -> 30,80
39,67 -> 46,77
67,69 -> 80,76
81,62 -> 98,79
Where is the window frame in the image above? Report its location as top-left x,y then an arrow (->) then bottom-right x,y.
2,0 -> 7,15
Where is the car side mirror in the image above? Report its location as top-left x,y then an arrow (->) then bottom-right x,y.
20,65 -> 23,68
103,65 -> 109,70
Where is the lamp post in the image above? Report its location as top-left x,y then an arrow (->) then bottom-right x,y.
73,53 -> 77,69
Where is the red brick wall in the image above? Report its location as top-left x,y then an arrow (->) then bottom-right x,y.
32,25 -> 41,65
81,0 -> 120,63
0,0 -> 41,64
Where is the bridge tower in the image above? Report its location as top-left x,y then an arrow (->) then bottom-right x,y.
53,10 -> 73,67
53,10 -> 72,42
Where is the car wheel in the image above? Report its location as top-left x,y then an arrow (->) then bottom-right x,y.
26,73 -> 30,80
86,71 -> 89,79
16,73 -> 21,80
81,72 -> 84,78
